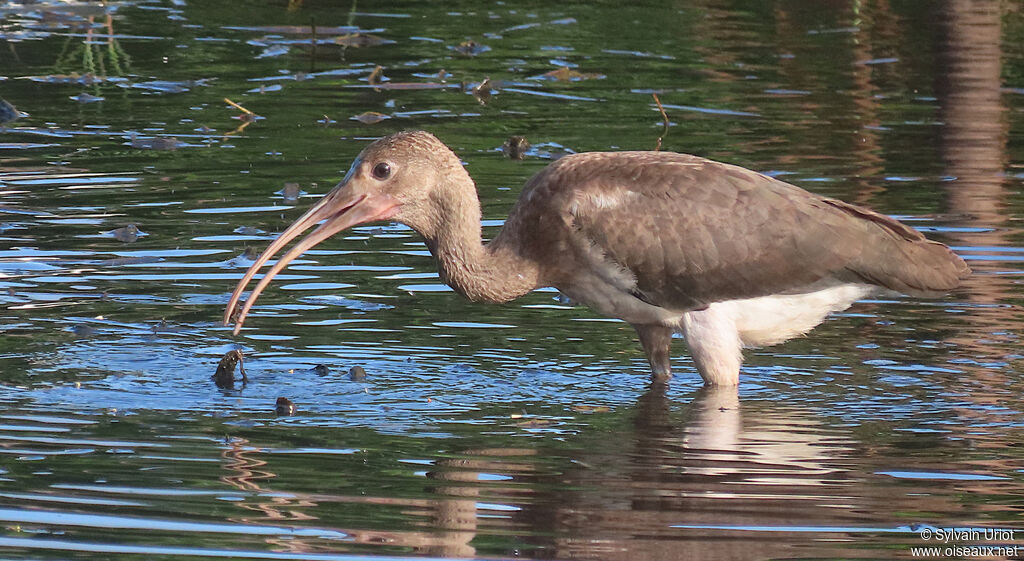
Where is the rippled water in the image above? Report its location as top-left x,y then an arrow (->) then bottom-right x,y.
1,1 -> 1023,559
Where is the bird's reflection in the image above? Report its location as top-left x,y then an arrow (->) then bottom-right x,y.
521,382 -> 894,560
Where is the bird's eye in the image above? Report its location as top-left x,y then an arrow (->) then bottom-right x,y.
371,162 -> 391,180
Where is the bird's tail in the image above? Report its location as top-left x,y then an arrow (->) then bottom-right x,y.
825,199 -> 972,297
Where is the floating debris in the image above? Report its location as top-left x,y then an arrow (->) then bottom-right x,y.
452,40 -> 490,56
502,136 -> 530,160
233,226 -> 265,236
213,349 -> 247,389
281,182 -> 301,203
130,136 -> 182,150
367,65 -> 385,86
571,404 -> 611,413
69,324 -> 97,338
0,98 -> 24,126
275,397 -> 296,416
349,366 -> 366,381
131,79 -> 212,94
223,247 -> 261,268
538,67 -> 604,82
352,111 -> 390,125
652,93 -> 670,151
256,45 -> 289,59
332,33 -> 392,48
235,112 -> 259,123
247,84 -> 283,94
227,25 -> 358,34
471,78 -> 493,104
69,93 -> 105,103
26,73 -> 107,86
108,224 -> 143,243
152,319 -> 184,333
516,418 -> 555,428
224,98 -> 257,117
359,81 -> 448,91
299,295 -> 393,311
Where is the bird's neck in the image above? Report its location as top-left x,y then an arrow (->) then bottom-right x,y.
420,182 -> 540,304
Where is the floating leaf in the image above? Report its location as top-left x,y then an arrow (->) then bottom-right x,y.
334,33 -> 392,48
571,404 -> 611,413
351,111 -> 390,124
516,418 -> 555,428
539,67 -> 605,82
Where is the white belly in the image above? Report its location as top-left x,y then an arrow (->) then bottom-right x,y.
709,283 -> 878,348
680,283 -> 877,385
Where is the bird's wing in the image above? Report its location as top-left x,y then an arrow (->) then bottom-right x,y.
535,152 -> 967,310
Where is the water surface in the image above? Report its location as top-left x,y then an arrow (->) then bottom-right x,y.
1,1 -> 1023,559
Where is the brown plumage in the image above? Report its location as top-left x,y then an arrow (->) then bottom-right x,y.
225,131 -> 969,386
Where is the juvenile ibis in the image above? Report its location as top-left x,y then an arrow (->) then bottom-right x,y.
224,131 -> 970,385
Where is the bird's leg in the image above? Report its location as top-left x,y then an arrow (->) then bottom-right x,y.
681,307 -> 743,386
633,324 -> 674,382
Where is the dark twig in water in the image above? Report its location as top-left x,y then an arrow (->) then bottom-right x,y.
652,93 -> 669,151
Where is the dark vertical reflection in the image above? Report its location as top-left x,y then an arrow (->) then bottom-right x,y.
935,0 -> 1022,372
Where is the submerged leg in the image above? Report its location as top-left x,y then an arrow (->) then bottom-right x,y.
681,306 -> 743,386
633,324 -> 674,382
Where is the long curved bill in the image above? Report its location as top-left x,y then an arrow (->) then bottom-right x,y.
224,186 -> 398,335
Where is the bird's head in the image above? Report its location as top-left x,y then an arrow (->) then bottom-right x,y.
223,130 -> 467,334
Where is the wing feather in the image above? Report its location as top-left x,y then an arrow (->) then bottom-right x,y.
511,151 -> 967,310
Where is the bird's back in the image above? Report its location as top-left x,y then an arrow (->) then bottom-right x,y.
497,151 -> 969,311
